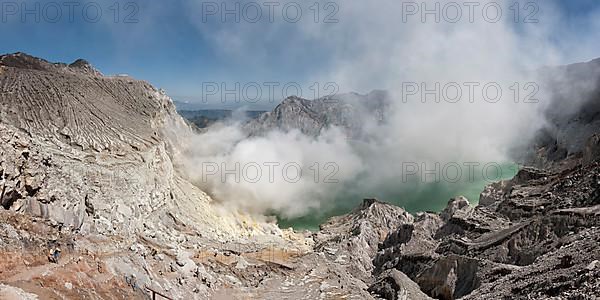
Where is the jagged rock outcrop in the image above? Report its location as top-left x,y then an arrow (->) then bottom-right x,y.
370,153 -> 600,299
314,198 -> 414,283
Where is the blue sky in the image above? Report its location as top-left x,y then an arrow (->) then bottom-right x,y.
1,0 -> 599,108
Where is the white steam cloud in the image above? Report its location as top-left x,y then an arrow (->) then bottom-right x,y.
171,0 -> 600,218
176,125 -> 362,217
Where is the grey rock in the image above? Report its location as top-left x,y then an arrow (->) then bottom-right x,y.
586,260 -> 599,271
415,255 -> 480,300
440,196 -> 472,222
369,269 -> 432,300
525,58 -> 600,167
583,134 -> 600,165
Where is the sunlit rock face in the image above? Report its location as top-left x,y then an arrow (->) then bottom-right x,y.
0,52 -> 259,239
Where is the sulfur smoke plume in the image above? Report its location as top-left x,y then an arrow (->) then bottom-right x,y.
171,0 -> 600,218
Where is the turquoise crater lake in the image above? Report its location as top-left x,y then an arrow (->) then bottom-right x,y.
277,163 -> 519,231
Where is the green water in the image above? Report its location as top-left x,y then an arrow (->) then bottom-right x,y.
277,163 -> 519,231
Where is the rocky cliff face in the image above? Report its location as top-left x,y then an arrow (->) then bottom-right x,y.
0,52 -> 281,239
0,53 -> 308,299
0,53 -> 599,299
528,58 -> 600,167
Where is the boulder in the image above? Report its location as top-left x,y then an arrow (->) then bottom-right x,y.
415,255 -> 480,300
369,269 -> 432,300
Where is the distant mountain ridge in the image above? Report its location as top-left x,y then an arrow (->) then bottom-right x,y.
244,90 -> 391,138
0,52 -> 102,76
